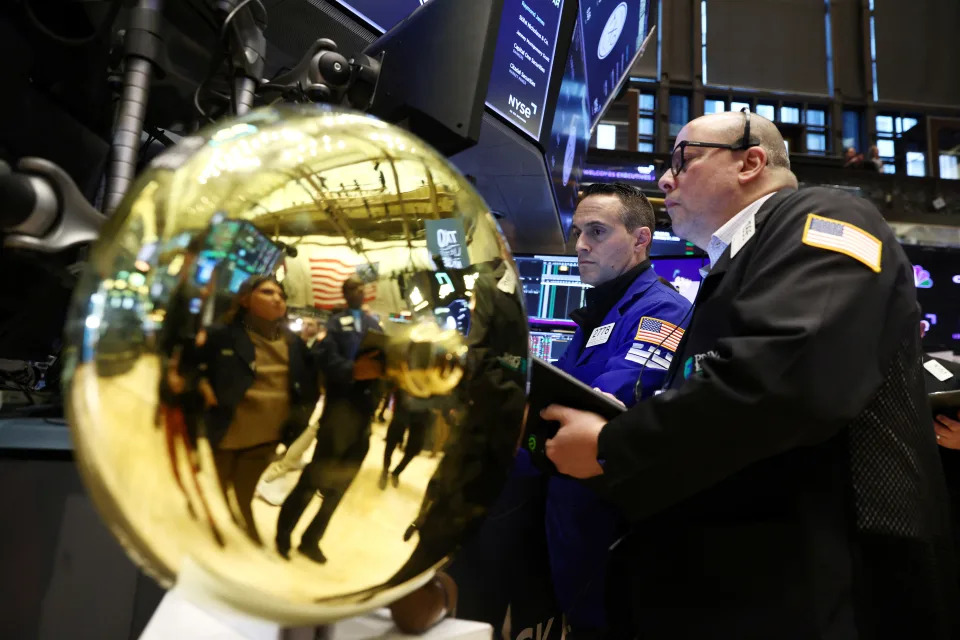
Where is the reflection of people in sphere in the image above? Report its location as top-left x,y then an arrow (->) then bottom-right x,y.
276,276 -> 384,564
198,276 -> 320,545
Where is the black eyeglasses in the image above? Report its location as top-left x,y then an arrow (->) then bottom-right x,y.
669,108 -> 760,177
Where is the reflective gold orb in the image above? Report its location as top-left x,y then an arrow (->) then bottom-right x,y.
62,105 -> 528,624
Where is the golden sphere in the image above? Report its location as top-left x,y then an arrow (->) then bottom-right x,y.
63,105 -> 528,624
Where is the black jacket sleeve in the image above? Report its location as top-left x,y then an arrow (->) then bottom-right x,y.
597,189 -> 919,520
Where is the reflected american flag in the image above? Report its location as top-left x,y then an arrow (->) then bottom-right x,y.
308,257 -> 376,310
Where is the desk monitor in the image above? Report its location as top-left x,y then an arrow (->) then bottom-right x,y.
515,254 -> 582,328
529,327 -> 576,364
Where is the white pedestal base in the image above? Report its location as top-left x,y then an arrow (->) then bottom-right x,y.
139,588 -> 492,640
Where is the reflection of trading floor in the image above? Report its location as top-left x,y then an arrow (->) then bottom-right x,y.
70,356 -> 442,606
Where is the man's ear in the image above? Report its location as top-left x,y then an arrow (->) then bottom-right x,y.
739,147 -> 767,184
634,225 -> 652,252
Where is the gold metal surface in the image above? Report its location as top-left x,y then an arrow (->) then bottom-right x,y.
62,106 -> 528,624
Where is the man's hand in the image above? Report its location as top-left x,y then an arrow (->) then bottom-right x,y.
353,351 -> 384,381
543,404 -> 606,478
935,411 -> 960,450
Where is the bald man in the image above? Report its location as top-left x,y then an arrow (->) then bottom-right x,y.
543,110 -> 958,637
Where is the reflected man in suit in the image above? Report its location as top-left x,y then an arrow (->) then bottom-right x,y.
276,276 -> 383,563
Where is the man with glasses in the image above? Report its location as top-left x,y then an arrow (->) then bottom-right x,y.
541,110 -> 958,637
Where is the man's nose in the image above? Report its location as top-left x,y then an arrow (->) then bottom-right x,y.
575,233 -> 589,254
658,169 -> 675,194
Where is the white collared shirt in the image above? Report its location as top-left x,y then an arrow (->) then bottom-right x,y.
704,192 -> 777,271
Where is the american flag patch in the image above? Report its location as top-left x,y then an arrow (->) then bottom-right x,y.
802,214 -> 882,272
634,316 -> 684,352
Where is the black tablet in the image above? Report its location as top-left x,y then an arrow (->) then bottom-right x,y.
524,356 -> 626,475
930,390 -> 960,415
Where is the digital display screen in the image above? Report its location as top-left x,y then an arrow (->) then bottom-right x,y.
515,254 -> 583,328
901,245 -> 960,352
582,162 -> 658,185
545,16 -> 589,239
529,329 -> 575,363
580,0 -> 650,127
335,0 -> 566,143
485,0 -> 566,141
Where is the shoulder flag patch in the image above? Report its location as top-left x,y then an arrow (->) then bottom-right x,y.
635,316 -> 684,352
802,213 -> 882,272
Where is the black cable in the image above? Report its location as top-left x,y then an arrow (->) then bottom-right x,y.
24,0 -> 123,46
220,0 -> 267,41
193,50 -> 230,122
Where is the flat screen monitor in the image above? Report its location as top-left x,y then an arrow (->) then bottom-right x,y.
580,0 -> 651,128
485,0 -> 567,142
545,15 -> 589,239
901,244 -> 960,352
515,254 -> 583,328
529,328 -> 576,364
334,0 -> 571,145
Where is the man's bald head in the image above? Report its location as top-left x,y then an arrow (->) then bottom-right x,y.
691,111 -> 791,171
658,111 -> 798,250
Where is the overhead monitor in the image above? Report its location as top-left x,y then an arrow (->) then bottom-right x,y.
579,0 -> 651,130
335,0 -> 575,146
485,0 -> 568,142
545,15 -> 590,239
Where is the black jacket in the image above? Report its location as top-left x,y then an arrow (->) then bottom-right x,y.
318,308 -> 383,409
595,188 -> 959,638
198,322 -> 320,447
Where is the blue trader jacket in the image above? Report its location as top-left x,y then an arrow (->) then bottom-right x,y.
546,263 -> 691,632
